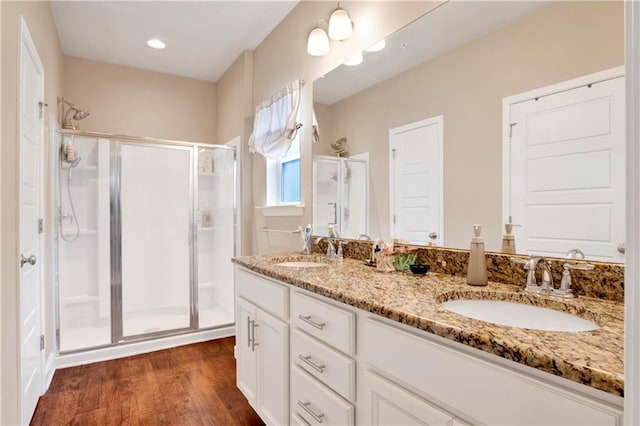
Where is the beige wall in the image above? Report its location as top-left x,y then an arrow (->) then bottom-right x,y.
63,57 -> 217,142
215,50 -> 255,254
250,1 -> 442,253
315,1 -> 624,250
1,2 -> 64,424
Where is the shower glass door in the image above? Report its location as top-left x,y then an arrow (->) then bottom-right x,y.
119,143 -> 193,338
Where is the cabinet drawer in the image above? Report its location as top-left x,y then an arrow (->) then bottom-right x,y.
291,328 -> 356,402
235,266 -> 288,319
291,366 -> 354,426
360,317 -> 621,425
291,291 -> 355,355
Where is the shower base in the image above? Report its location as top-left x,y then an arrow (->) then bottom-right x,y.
59,306 -> 234,353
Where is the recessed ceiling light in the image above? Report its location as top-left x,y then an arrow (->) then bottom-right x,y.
146,38 -> 166,49
366,39 -> 386,52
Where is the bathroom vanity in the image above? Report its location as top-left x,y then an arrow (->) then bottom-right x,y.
232,253 -> 624,425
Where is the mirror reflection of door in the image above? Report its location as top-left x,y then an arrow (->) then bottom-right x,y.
389,116 -> 443,245
507,71 -> 625,262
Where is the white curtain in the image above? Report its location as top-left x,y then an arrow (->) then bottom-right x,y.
248,79 -> 303,159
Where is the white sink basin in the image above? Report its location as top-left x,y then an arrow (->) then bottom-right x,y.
442,300 -> 599,332
276,261 -> 328,268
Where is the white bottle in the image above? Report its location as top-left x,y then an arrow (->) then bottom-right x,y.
467,224 -> 488,286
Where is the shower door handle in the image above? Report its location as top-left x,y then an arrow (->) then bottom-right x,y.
20,254 -> 36,268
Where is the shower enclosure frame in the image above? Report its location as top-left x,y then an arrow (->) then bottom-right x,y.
55,129 -> 238,355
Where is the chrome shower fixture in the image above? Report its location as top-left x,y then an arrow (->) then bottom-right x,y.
58,97 -> 90,130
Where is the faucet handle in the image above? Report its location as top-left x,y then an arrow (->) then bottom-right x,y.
557,262 -> 594,298
564,262 -> 595,271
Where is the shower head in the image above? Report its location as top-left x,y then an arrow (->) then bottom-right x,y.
59,97 -> 90,130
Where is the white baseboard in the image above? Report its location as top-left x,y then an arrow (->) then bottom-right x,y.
44,352 -> 56,392
55,326 -> 235,369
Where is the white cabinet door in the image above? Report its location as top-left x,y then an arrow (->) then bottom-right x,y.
256,308 -> 289,426
361,369 -> 454,426
236,297 -> 257,407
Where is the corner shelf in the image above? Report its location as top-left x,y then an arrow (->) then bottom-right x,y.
198,172 -> 215,177
61,228 -> 97,236
198,227 -> 215,232
64,295 -> 98,305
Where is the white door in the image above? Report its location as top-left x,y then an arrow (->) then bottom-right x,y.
509,76 -> 625,261
390,116 -> 443,245
18,17 -> 45,425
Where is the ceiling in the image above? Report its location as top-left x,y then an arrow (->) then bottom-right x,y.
50,1 -> 299,82
314,1 -> 552,105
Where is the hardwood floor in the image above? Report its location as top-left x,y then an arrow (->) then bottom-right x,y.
31,337 -> 264,426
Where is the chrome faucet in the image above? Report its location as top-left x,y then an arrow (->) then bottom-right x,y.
315,237 -> 335,258
510,256 -> 553,294
357,234 -> 371,241
536,258 -> 554,295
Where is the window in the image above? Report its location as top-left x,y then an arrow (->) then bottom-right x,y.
267,135 -> 300,205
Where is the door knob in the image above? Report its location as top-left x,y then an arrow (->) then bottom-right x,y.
428,232 -> 438,240
20,254 -> 36,267
617,243 -> 625,254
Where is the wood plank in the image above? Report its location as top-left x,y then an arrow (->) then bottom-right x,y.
31,338 -> 264,426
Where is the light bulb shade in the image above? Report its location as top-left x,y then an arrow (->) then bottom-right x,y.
328,8 -> 353,41
307,27 -> 330,56
366,39 -> 386,52
344,51 -> 363,66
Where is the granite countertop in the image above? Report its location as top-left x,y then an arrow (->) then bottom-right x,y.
232,253 -> 624,397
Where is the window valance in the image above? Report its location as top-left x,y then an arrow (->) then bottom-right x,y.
248,79 -> 303,159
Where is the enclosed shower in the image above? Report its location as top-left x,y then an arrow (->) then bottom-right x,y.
55,131 -> 236,353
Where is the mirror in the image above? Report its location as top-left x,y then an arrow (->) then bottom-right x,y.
312,1 -> 625,262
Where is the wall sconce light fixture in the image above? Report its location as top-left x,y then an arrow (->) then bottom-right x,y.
328,5 -> 353,41
307,19 -> 330,56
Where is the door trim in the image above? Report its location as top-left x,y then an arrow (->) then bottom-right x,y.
389,116 -> 444,244
18,14 -> 46,420
625,2 -> 640,424
501,66 -> 625,228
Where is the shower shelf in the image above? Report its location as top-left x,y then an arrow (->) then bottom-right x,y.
64,295 -> 98,305
198,282 -> 216,290
198,227 -> 215,232
199,172 -> 215,177
76,165 -> 98,171
61,228 -> 97,236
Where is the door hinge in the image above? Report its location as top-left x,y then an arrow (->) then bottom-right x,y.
393,215 -> 396,224
392,148 -> 397,160
38,101 -> 48,119
509,122 -> 518,138
40,335 -> 44,351
38,218 -> 44,234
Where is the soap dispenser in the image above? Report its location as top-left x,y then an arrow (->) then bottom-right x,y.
501,223 -> 516,254
467,224 -> 488,286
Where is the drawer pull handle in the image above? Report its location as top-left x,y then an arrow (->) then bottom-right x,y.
298,315 -> 326,330
246,317 -> 252,348
295,412 -> 312,426
298,355 -> 326,373
249,320 -> 260,352
297,401 -> 325,423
